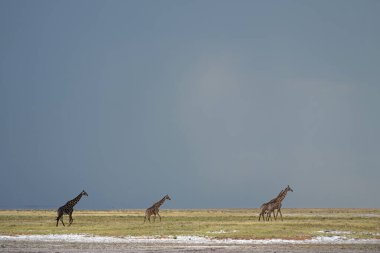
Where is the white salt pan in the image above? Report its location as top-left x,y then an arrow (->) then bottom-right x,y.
0,234 -> 379,245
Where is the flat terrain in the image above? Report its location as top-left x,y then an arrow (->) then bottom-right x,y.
1,208 -> 379,239
0,209 -> 379,252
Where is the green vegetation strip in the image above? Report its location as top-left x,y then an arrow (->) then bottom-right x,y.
0,209 -> 379,240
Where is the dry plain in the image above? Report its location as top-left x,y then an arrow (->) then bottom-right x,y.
0,209 -> 379,252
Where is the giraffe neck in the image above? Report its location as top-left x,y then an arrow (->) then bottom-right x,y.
67,193 -> 83,208
154,196 -> 167,208
276,189 -> 285,198
276,189 -> 289,204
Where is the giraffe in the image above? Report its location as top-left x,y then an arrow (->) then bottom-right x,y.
144,194 -> 171,223
56,190 -> 88,227
266,185 -> 293,221
258,189 -> 285,221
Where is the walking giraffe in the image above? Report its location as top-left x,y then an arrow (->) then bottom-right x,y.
56,190 -> 88,227
258,189 -> 285,221
266,185 -> 293,221
144,194 -> 171,223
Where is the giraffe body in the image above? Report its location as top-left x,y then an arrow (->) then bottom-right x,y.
144,195 -> 171,223
266,185 -> 293,221
56,190 -> 88,227
258,189 -> 285,221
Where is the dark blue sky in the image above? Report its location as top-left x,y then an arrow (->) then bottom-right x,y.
0,0 -> 379,209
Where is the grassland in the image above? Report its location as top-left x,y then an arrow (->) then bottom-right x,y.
0,209 -> 379,240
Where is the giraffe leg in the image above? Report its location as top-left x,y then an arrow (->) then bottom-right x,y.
267,211 -> 273,221
144,213 -> 150,222
157,212 -> 161,222
274,209 -> 279,221
60,216 -> 65,226
144,211 -> 150,223
153,214 -> 156,222
56,209 -> 64,227
56,215 -> 61,227
278,209 -> 283,221
68,213 -> 73,226
259,211 -> 265,221
263,211 -> 268,221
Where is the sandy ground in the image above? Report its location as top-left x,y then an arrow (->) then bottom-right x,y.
1,241 -> 380,253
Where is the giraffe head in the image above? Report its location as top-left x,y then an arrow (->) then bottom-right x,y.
165,194 -> 171,200
82,190 -> 88,196
286,185 -> 293,192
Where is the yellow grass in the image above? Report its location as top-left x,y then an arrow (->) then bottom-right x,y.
0,209 -> 379,240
